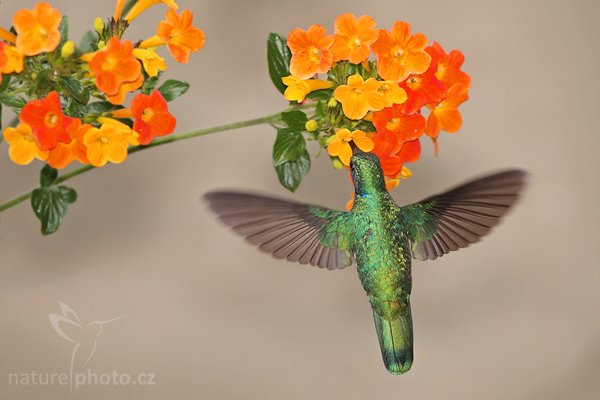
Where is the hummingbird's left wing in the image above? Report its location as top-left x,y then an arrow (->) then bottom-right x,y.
400,169 -> 527,261
205,191 -> 354,270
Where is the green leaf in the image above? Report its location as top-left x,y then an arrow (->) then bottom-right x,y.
281,110 -> 308,131
267,33 -> 292,95
67,98 -> 87,118
59,76 -> 90,104
31,166 -> 76,235
272,129 -> 306,166
86,101 -> 115,115
0,75 -> 11,94
79,30 -> 97,53
40,165 -> 58,187
158,79 -> 190,101
31,185 -> 77,235
141,75 -> 160,95
0,94 -> 27,110
274,150 -> 310,192
306,89 -> 333,101
58,16 -> 69,48
315,100 -> 326,124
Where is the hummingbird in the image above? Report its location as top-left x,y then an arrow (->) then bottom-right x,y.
204,149 -> 526,375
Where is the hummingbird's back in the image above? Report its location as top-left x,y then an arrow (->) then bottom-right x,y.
351,190 -> 414,374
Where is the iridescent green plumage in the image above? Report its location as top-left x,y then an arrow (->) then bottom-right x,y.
205,149 -> 526,374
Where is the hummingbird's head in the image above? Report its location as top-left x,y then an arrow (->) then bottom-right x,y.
349,148 -> 386,195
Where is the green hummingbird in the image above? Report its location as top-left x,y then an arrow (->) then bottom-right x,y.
205,148 -> 526,375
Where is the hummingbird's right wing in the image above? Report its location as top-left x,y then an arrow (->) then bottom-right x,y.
205,191 -> 354,270
400,169 -> 527,261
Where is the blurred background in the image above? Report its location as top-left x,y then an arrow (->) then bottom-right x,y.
1,0 -> 598,399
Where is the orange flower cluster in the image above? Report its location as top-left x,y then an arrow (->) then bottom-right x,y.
5,90 -> 176,167
1,1 -> 203,169
282,13 -> 471,193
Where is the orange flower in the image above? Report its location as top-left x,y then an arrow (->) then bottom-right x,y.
20,91 -> 71,150
13,2 -> 62,56
3,123 -> 48,165
130,90 -> 176,145
0,27 -> 16,44
372,104 -> 425,143
0,44 -> 7,81
331,13 -> 379,64
141,9 -> 205,64
426,83 -> 469,150
126,0 -> 179,23
89,38 -> 142,102
46,119 -> 92,168
287,24 -> 334,79
114,0 -> 127,20
84,119 -> 133,167
372,132 -> 421,178
282,75 -> 333,102
327,129 -> 374,166
398,48 -> 447,115
333,74 -> 387,120
428,42 -> 471,89
371,21 -> 431,82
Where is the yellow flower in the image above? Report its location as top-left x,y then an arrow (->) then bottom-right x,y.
282,75 -> 333,102
3,123 -> 48,165
333,74 -> 386,120
84,119 -> 137,167
2,45 -> 24,74
97,117 -> 139,146
327,128 -> 374,166
377,81 -> 407,107
132,48 -> 167,77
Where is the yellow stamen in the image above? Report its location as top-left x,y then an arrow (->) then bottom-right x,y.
45,113 -> 58,128
393,48 -> 405,58
141,108 -> 155,122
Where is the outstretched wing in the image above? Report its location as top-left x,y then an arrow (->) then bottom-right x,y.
204,191 -> 354,270
401,170 -> 527,261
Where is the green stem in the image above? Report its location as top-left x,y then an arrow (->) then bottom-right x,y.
0,105 -> 309,214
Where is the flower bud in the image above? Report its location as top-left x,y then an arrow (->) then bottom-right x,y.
60,40 -> 75,58
327,98 -> 338,108
94,17 -> 104,34
332,158 -> 344,170
305,119 -> 318,132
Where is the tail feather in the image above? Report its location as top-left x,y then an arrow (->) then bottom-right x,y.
373,307 -> 413,375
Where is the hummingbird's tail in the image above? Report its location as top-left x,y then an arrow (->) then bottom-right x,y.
372,304 -> 413,375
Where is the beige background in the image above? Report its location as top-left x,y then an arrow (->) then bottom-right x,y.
1,0 -> 599,399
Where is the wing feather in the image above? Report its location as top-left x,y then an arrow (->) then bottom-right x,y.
205,191 -> 354,269
403,170 -> 527,261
